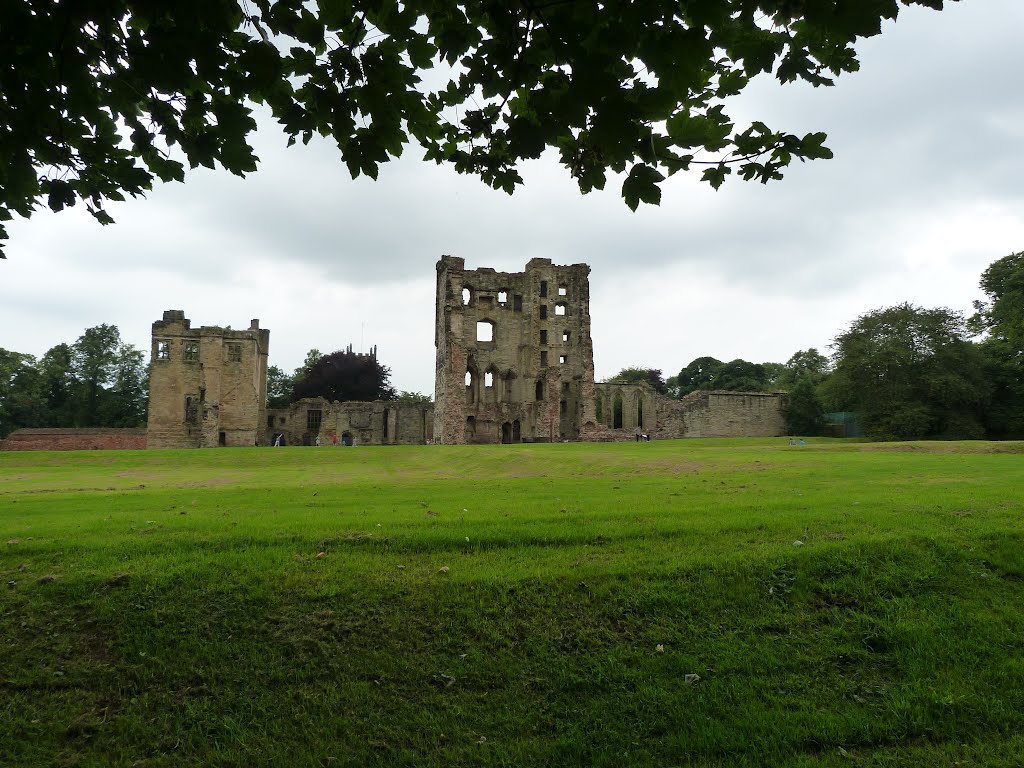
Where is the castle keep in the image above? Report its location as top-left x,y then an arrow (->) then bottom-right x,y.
146,310 -> 269,448
141,258 -> 787,449
434,256 -> 596,444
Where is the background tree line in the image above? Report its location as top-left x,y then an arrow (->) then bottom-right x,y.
613,251 -> 1024,441
0,325 -> 148,438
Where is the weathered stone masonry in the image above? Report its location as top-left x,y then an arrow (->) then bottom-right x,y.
434,256 -> 597,444
146,310 -> 269,448
134,259 -> 786,451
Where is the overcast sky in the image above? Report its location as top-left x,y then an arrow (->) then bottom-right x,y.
3,1 -> 1022,396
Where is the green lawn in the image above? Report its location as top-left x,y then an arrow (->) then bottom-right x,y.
2,439 -> 1024,767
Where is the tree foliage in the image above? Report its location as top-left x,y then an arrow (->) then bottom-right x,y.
673,356 -> 724,396
609,367 -> 667,394
0,0 -> 953,256
266,365 -> 294,408
291,350 -> 396,403
672,356 -> 779,396
785,375 -> 825,436
827,303 -> 989,440
0,326 -> 148,437
970,251 -> 1024,438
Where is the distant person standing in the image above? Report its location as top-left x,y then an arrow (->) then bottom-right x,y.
331,433 -> 338,446
635,427 -> 642,442
273,434 -> 281,447
315,435 -> 321,447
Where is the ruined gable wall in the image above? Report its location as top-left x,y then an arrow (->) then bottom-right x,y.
147,310 -> 269,448
434,256 -> 595,444
0,428 -> 147,451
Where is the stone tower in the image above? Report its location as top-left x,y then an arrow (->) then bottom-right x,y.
147,310 -> 270,448
434,256 -> 598,444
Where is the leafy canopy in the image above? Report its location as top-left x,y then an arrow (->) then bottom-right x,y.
827,303 -> 988,440
0,0 -> 952,256
291,349 -> 396,403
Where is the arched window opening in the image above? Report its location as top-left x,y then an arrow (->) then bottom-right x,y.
613,394 -> 624,429
636,397 -> 644,429
535,380 -> 544,401
595,397 -> 603,423
485,371 -> 494,388
383,408 -> 390,439
462,287 -> 472,305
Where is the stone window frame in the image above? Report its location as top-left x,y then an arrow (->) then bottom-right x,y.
562,330 -> 571,344
554,302 -> 568,317
539,329 -> 548,345
183,341 -> 199,361
540,350 -> 548,367
155,339 -> 171,360
226,342 -> 243,363
559,354 -> 568,365
306,409 -> 323,432
558,284 -> 568,297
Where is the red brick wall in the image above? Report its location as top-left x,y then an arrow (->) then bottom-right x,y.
0,428 -> 147,451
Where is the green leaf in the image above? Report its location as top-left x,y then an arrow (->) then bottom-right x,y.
622,163 -> 665,211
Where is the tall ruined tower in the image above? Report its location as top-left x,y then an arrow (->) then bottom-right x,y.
434,256 -> 598,444
147,310 -> 270,448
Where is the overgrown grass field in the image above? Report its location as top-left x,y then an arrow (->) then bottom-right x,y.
2,439 -> 1024,767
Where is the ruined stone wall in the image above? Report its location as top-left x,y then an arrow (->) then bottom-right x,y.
585,384 -> 787,440
0,428 -> 147,451
665,390 -> 787,437
434,256 -> 596,444
147,310 -> 270,448
268,398 -> 434,446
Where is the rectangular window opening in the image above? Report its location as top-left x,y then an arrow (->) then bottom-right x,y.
540,351 -> 548,367
226,343 -> 242,362
540,280 -> 548,298
156,340 -> 171,360
558,285 -> 567,296
513,294 -> 523,311
555,304 -> 566,316
306,409 -> 323,431
183,341 -> 199,361
540,330 -> 548,345
540,305 -> 548,320
562,330 -> 570,343
560,355 -> 568,365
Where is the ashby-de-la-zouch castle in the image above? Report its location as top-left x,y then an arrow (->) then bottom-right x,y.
143,257 -> 787,448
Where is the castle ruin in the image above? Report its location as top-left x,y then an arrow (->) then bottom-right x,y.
142,258 -> 787,449
146,310 -> 269,448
